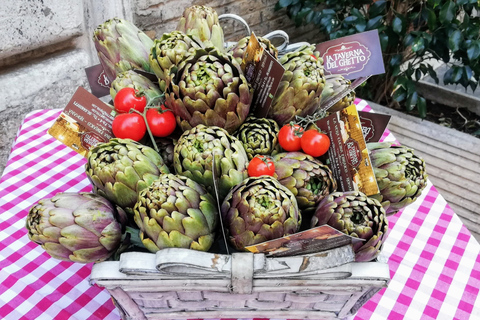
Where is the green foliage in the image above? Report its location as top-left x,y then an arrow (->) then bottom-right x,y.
276,0 -> 480,116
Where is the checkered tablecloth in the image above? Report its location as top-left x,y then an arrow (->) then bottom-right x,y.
1,99 -> 479,320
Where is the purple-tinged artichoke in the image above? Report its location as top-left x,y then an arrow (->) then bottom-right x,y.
267,45 -> 326,126
273,152 -> 337,216
26,192 -> 126,263
133,173 -> 218,252
176,5 -> 225,51
85,138 -> 170,214
227,36 -> 278,64
149,31 -> 204,91
233,116 -> 281,160
221,176 -> 301,251
93,18 -> 154,81
173,124 -> 249,201
110,70 -> 162,102
311,191 -> 388,262
367,142 -> 428,215
165,47 -> 253,134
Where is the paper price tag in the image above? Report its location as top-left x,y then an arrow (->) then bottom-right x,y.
48,87 -> 116,157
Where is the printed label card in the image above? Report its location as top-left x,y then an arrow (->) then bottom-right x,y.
48,87 -> 116,157
316,105 -> 379,196
241,32 -> 285,118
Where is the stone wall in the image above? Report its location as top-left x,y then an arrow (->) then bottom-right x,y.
0,0 -> 325,176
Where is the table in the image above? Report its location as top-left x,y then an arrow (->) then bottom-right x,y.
1,99 -> 479,320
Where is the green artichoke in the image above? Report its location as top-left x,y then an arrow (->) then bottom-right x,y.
267,45 -> 326,126
165,47 -> 253,134
221,176 -> 301,251
273,152 -> 337,216
93,18 -> 154,81
367,142 -> 428,215
110,70 -> 162,102
176,5 -> 225,51
147,137 -> 176,172
321,74 -> 356,113
233,116 -> 281,160
85,138 -> 170,213
149,31 -> 204,91
133,173 -> 218,252
311,191 -> 388,262
227,36 -> 278,65
173,124 -> 249,201
26,192 -> 126,263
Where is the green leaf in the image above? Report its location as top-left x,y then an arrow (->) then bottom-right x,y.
389,54 -> 403,67
366,16 -> 383,30
392,16 -> 404,34
428,0 -> 442,8
415,69 -> 423,81
369,0 -> 387,16
392,87 -> 407,102
344,16 -> 358,23
467,41 -> 480,60
417,97 -> 427,118
412,37 -> 426,53
426,9 -> 437,30
443,68 -> 454,84
448,30 -> 462,52
407,91 -> 418,109
278,0 -> 293,8
439,1 -> 456,23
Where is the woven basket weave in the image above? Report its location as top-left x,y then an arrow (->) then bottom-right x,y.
91,246 -> 390,320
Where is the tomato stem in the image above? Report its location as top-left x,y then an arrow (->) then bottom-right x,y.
130,108 -> 159,153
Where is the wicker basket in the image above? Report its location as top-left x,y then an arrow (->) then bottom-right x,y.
91,246 -> 390,320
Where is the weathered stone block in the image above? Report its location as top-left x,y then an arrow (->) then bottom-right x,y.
0,1 -> 84,60
0,50 -> 90,176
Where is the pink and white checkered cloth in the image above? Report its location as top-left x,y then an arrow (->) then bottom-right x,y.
0,99 -> 479,320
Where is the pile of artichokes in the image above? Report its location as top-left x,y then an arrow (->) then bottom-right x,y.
26,5 -> 429,266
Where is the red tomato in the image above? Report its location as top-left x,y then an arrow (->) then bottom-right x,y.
113,87 -> 147,113
112,113 -> 146,141
300,129 -> 330,157
146,106 -> 176,137
248,155 -> 275,177
278,124 -> 304,151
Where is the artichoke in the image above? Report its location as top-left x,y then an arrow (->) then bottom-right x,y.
273,152 -> 337,216
311,191 -> 388,262
165,47 -> 253,134
133,173 -> 218,252
110,70 -> 162,102
173,124 -> 249,201
93,18 -> 154,81
85,138 -> 170,213
221,176 -> 301,251
267,45 -> 326,126
148,137 -> 176,172
227,36 -> 278,65
367,142 -> 428,215
26,192 -> 126,263
233,116 -> 281,160
321,74 -> 356,113
149,31 -> 204,91
176,5 -> 225,51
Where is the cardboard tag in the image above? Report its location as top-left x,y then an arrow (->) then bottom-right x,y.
316,30 -> 385,80
241,32 -> 285,118
358,111 -> 391,143
245,225 -> 363,257
48,87 -> 116,157
316,105 -> 379,196
85,64 -> 112,98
